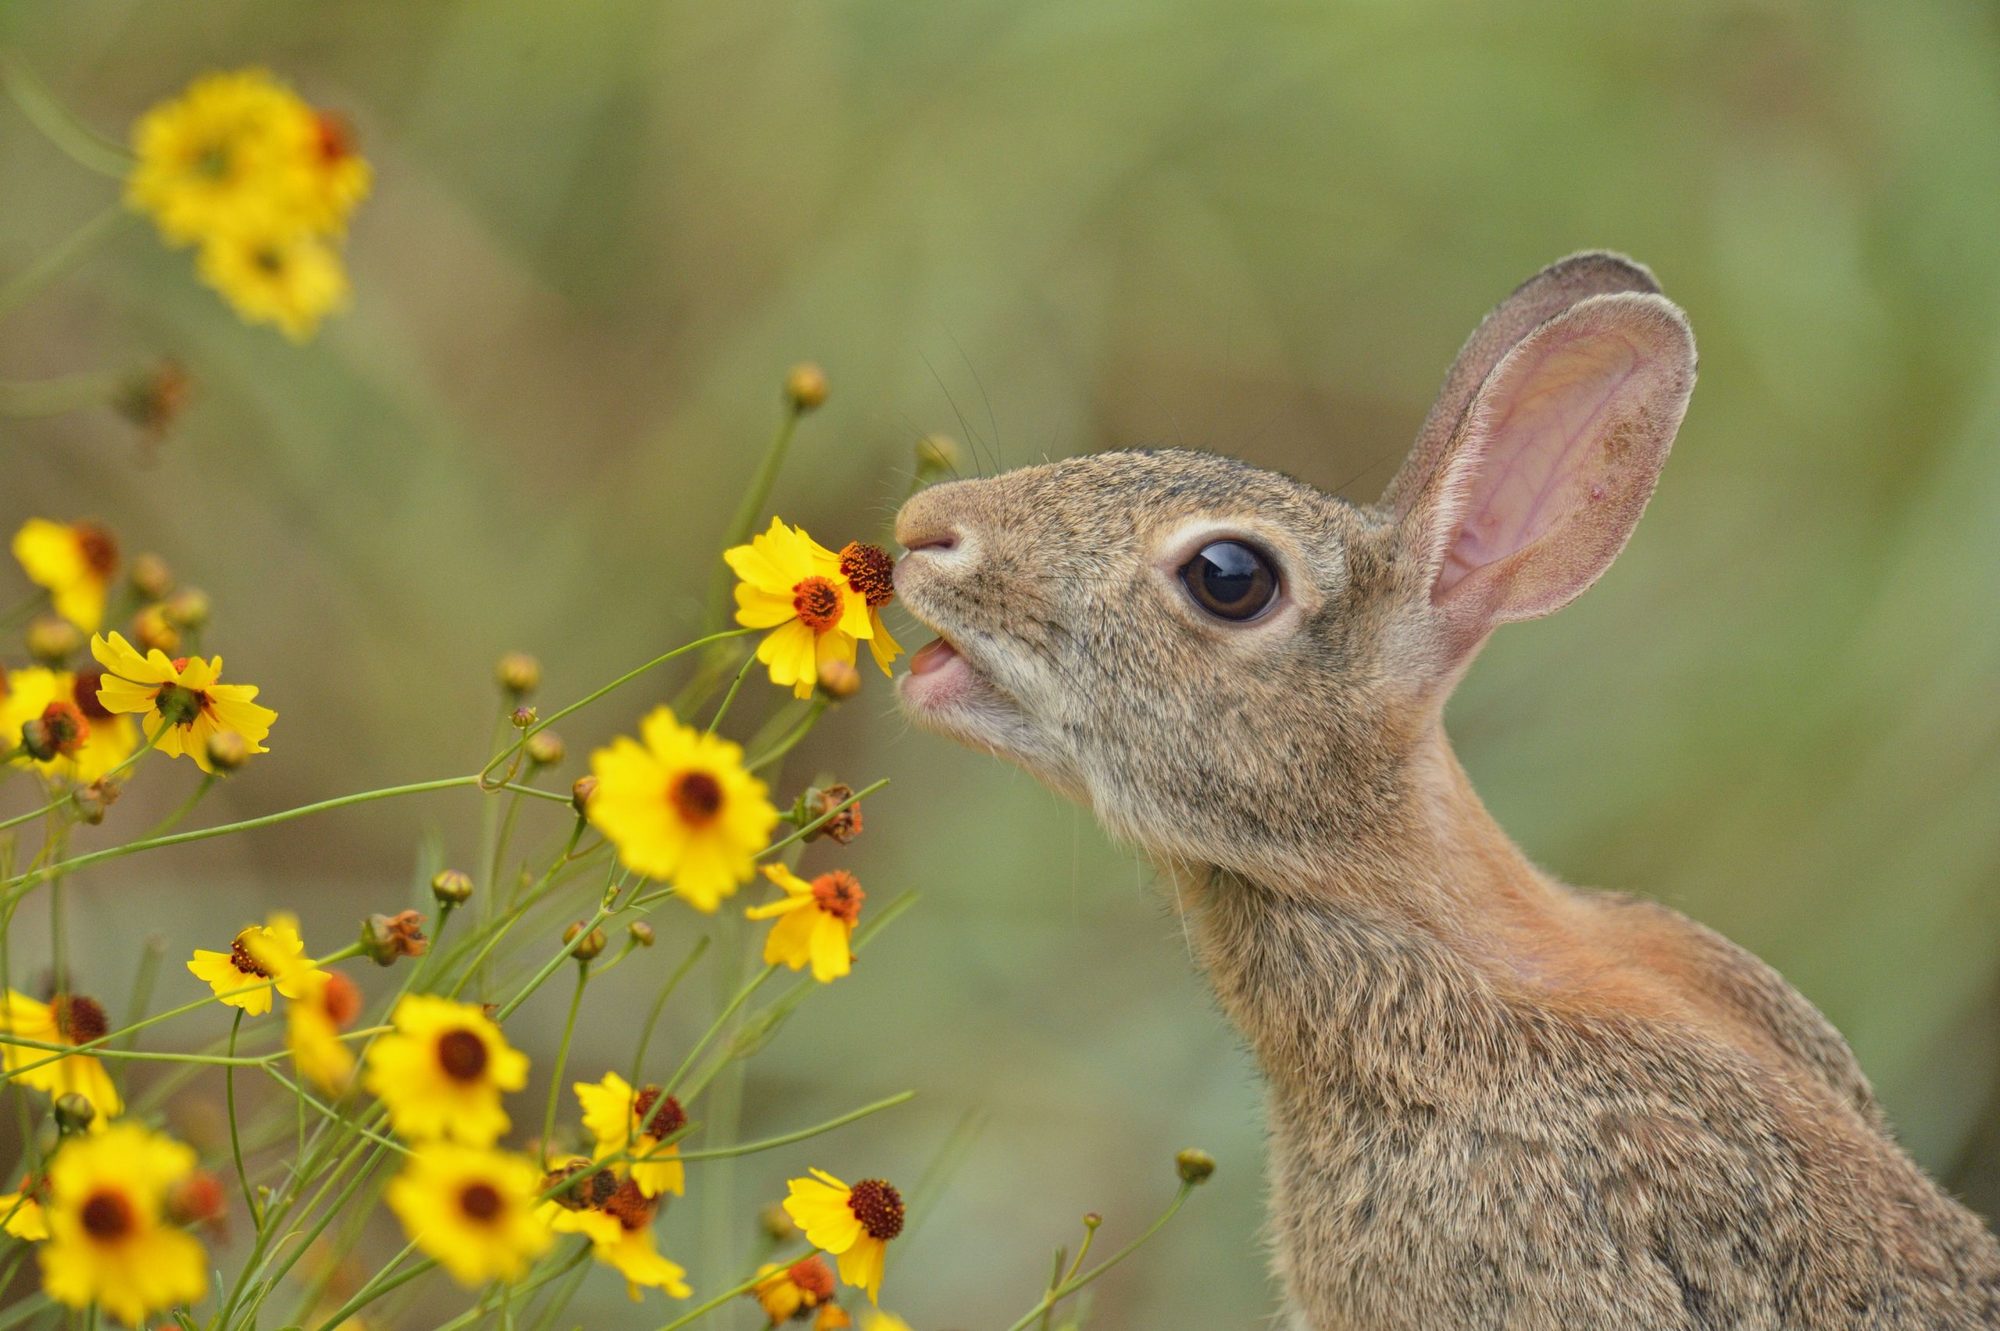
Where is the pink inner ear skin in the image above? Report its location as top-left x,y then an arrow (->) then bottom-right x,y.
1436,330 -> 1640,597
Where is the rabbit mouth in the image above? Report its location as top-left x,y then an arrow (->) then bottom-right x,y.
898,634 -> 995,710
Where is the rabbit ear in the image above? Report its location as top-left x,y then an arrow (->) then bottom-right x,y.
1397,290 -> 1696,659
1384,251 -> 1663,522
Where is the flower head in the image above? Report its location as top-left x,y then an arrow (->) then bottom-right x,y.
0,668 -> 138,785
574,1072 -> 686,1199
187,912 -> 318,1015
586,706 -> 778,912
537,1172 -> 691,1301
726,519 -> 879,699
196,226 -> 351,343
288,970 -> 361,1096
12,520 -> 118,632
90,632 -> 275,774
746,865 -> 864,983
0,991 -> 121,1120
838,541 -> 903,675
783,1170 -> 904,1305
127,69 -> 320,245
753,1255 -> 839,1323
363,995 -> 527,1145
37,1123 -> 207,1325
385,1144 -> 552,1288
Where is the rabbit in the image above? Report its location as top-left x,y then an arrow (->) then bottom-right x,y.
890,252 -> 2000,1330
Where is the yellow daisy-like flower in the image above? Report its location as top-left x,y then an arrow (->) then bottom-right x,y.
384,1144 -> 552,1288
0,668 -> 139,785
0,991 -> 121,1120
752,1255 -> 839,1323
0,1174 -> 50,1242
287,970 -> 362,1096
38,1123 -> 207,1325
538,1173 -> 691,1301
12,520 -> 118,632
363,995 -> 527,1145
186,912 -> 318,1015
586,706 -> 778,912
574,1072 -> 686,1199
746,865 -> 864,983
90,632 -> 276,775
836,541 -> 903,676
782,1170 -> 905,1306
127,69 -> 311,243
726,518 -> 876,699
195,226 -> 351,343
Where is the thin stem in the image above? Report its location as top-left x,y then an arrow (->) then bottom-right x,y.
1001,1184 -> 1197,1331
310,1243 -> 432,1331
539,964 -> 589,1167
705,651 -> 757,736
117,935 -> 164,1051
139,772 -> 213,839
746,699 -> 827,772
225,1011 -> 258,1225
659,964 -> 776,1100
672,1090 -> 914,1163
0,368 -> 123,419
0,203 -> 129,322
627,936 -> 709,1089
0,53 -> 131,176
0,730 -> 156,833
706,404 -> 804,631
651,1250 -> 812,1331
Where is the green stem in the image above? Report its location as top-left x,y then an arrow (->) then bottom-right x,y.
627,936 -> 709,1089
539,964 -> 589,1166
0,203 -> 129,322
672,1090 -> 914,1163
0,368 -> 123,419
746,699 -> 827,772
706,404 -> 804,631
1001,1184 -> 1197,1331
225,1011 -> 258,1226
660,964 -> 776,1100
705,652 -> 757,736
651,1250 -> 812,1331
139,772 -> 213,839
0,53 -> 132,176
310,1243 -> 432,1331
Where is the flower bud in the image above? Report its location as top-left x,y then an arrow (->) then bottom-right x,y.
784,362 -> 829,412
1084,1211 -> 1103,1230
118,360 -> 191,438
205,731 -> 250,773
361,911 -> 430,966
816,659 -> 861,700
132,603 -> 180,655
71,779 -> 118,825
570,775 -> 598,816
1175,1148 -> 1216,1185
563,921 -> 606,962
800,783 -> 863,845
627,921 -> 655,948
129,552 -> 174,601
510,705 -> 537,730
25,615 -> 81,666
22,702 -> 89,761
525,730 -> 565,767
162,588 -> 210,631
53,1093 -> 96,1133
495,651 -> 541,698
321,972 -> 363,1027
759,1200 -> 801,1242
167,1170 -> 226,1228
430,869 -> 475,906
914,432 -> 963,478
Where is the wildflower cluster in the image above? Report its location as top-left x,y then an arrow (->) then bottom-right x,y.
127,69 -> 370,340
3,52 -> 1212,1322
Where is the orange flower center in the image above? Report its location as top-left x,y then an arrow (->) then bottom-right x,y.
314,111 -> 355,164
838,542 -> 895,608
70,671 -> 113,721
34,702 -> 89,756
601,1177 -> 656,1232
810,871 -> 865,924
321,972 -> 363,1027
52,994 -> 107,1046
458,1181 -> 503,1224
74,523 -> 118,579
846,1178 -> 904,1241
788,1254 -> 837,1300
667,770 -> 725,828
229,933 -> 272,979
791,576 -> 843,633
435,1028 -> 490,1082
631,1085 -> 687,1140
80,1188 -> 135,1241
542,1160 -> 617,1212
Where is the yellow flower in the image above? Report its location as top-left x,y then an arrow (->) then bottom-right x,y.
836,541 -> 903,675
90,632 -> 276,775
586,706 -> 778,912
0,991 -> 121,1119
126,69 -> 317,245
574,1072 -> 686,1199
287,971 -> 361,1096
195,227 -> 351,343
186,912 -> 318,1015
726,519 -> 877,699
746,865 -> 864,983
537,1173 -> 691,1301
782,1170 -> 905,1305
862,1314 -> 912,1331
0,667 -> 138,785
12,520 -> 118,632
0,1174 -> 50,1241
295,110 -> 372,235
753,1255 -> 838,1323
363,995 -> 527,1145
37,1123 -> 207,1325
385,1144 -> 552,1288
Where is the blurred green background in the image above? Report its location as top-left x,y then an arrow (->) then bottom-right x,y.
4,2 -> 1999,1326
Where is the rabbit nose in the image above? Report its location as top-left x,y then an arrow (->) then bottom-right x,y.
902,527 -> 959,554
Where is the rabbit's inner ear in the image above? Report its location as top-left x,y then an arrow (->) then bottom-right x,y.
1408,292 -> 1695,641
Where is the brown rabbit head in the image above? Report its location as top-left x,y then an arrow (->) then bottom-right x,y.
894,252 -> 1696,889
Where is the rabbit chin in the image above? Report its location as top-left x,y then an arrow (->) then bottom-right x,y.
896,643 -> 1081,793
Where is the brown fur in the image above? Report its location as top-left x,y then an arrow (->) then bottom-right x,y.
892,254 -> 2000,1328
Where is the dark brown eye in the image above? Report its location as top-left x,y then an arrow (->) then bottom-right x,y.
1180,540 -> 1279,621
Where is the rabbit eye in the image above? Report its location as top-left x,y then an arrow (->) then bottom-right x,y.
1180,540 -> 1279,622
